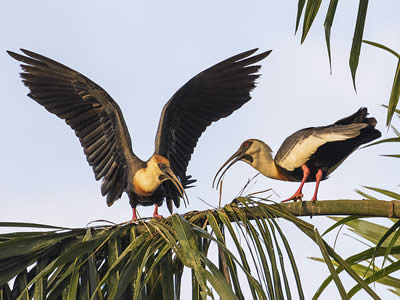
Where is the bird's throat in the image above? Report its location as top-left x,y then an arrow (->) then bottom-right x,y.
132,165 -> 161,196
252,151 -> 289,181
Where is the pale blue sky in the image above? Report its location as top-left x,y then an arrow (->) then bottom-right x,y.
2,1 -> 400,298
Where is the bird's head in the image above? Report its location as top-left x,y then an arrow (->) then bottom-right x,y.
212,139 -> 273,188
152,155 -> 185,197
133,155 -> 185,198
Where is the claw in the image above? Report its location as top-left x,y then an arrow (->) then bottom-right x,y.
282,192 -> 303,203
281,165 -> 309,203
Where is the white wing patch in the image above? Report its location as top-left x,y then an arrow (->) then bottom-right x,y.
276,124 -> 367,171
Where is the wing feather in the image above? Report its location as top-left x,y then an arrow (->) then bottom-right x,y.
154,49 -> 272,181
8,49 -> 140,206
275,123 -> 368,171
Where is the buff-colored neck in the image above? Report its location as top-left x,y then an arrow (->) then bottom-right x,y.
132,156 -> 163,196
250,147 -> 288,181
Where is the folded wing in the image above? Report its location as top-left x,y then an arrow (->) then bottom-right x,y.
275,123 -> 367,171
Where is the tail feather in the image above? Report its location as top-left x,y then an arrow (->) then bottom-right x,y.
333,107 -> 381,145
334,107 -> 368,125
182,175 -> 197,189
366,117 -> 377,127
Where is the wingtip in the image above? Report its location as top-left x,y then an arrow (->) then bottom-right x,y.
18,48 -> 52,64
234,48 -> 273,67
260,49 -> 273,59
240,48 -> 272,59
20,48 -> 35,57
7,49 -> 35,63
6,49 -> 19,59
246,48 -> 259,55
6,48 -> 33,57
358,107 -> 369,118
228,48 -> 259,62
358,106 -> 367,112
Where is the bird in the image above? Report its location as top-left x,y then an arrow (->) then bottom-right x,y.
213,107 -> 381,202
8,48 -> 272,219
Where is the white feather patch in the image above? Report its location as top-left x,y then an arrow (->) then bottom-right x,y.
276,124 -> 367,171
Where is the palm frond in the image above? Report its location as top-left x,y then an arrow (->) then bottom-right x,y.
310,257 -> 400,296
3,197 -> 399,299
0,199 -> 306,299
363,41 -> 400,126
313,215 -> 400,298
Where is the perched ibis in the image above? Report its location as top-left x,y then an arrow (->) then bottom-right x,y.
8,48 -> 271,219
213,107 -> 381,202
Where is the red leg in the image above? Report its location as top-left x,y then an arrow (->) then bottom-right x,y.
311,169 -> 323,202
282,165 -> 310,202
152,204 -> 163,219
132,207 -> 138,220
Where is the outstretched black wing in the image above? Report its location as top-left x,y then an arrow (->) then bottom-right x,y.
8,49 -> 140,206
154,48 -> 272,182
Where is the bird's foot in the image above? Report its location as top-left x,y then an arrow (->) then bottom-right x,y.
281,193 -> 303,203
152,204 -> 163,219
152,213 -> 163,219
310,196 -> 318,202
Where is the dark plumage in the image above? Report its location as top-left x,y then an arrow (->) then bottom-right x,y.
214,107 -> 381,202
9,48 -> 271,218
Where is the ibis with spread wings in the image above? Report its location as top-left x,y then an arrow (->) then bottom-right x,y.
9,48 -> 271,219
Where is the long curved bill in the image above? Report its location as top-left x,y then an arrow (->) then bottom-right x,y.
212,148 -> 245,189
164,168 -> 188,203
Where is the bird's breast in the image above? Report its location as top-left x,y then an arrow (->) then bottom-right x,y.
132,168 -> 161,197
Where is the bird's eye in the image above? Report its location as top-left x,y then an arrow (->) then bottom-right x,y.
158,163 -> 167,170
243,141 -> 250,148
